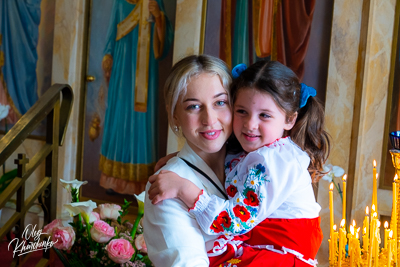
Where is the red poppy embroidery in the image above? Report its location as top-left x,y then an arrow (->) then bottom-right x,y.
226,185 -> 238,197
210,220 -> 224,233
233,205 -> 251,222
243,190 -> 259,207
217,211 -> 232,228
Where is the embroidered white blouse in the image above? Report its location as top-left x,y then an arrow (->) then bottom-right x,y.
143,142 -> 227,267
189,137 -> 321,236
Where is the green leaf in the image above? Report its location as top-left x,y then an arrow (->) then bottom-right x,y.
0,169 -> 17,193
0,169 -> 18,183
142,255 -> 153,266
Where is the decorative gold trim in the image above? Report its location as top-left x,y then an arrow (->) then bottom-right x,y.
99,155 -> 155,182
125,0 -> 138,4
199,0 -> 207,54
116,4 -> 140,41
134,0 -> 151,112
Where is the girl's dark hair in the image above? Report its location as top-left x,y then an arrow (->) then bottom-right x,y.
231,60 -> 331,182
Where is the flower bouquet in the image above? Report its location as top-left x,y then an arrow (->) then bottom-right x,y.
43,179 -> 151,267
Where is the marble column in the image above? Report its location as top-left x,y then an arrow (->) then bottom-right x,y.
51,0 -> 88,217
351,0 -> 396,228
318,0 -> 396,265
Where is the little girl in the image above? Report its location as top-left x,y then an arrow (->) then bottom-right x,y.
148,60 -> 330,267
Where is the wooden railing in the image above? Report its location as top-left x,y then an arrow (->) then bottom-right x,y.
0,84 -> 73,266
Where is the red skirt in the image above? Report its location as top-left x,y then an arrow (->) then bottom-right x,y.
208,217 -> 323,267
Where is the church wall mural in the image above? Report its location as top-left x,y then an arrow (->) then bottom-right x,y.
0,0 -> 55,136
80,0 -> 176,205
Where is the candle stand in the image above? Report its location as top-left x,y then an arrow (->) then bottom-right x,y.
328,131 -> 400,266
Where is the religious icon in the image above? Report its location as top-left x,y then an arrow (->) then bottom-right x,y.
80,0 -> 174,203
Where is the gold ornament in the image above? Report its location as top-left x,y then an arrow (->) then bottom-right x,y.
88,115 -> 101,142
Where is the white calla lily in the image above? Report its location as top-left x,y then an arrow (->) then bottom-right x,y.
135,191 -> 145,215
64,200 -> 97,223
60,179 -> 88,192
0,104 -> 10,121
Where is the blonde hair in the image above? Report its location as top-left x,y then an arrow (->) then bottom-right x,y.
164,55 -> 232,134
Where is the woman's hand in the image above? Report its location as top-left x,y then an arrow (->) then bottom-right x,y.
153,152 -> 179,172
148,170 -> 202,207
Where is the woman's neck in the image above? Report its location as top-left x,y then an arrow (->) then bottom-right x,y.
197,146 -> 226,184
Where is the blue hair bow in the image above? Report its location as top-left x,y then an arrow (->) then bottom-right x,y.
232,63 -> 247,79
299,83 -> 316,108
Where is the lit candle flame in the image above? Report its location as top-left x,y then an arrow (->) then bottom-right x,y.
357,227 -> 360,233
333,224 -> 337,231
356,232 -> 359,239
340,219 -> 345,227
376,173 -> 379,180
385,221 -> 389,229
342,174 -> 347,181
377,220 -> 381,228
373,160 -> 376,168
330,182 -> 334,191
390,230 -> 393,238
372,204 -> 376,212
395,174 -> 398,182
352,220 -> 356,227
373,212 -> 377,218
350,225 -> 354,235
366,206 -> 369,215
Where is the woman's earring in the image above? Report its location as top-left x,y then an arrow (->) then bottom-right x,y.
173,126 -> 179,132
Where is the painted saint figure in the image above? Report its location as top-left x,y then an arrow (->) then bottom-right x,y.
99,0 -> 173,195
0,0 -> 41,123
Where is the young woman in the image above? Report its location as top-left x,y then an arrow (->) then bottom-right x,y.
142,54 -> 233,267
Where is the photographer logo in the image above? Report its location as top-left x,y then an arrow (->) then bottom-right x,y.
8,224 -> 57,257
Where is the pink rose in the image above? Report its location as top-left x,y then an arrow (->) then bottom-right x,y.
43,219 -> 63,235
105,238 -> 135,264
90,220 -> 115,243
52,226 -> 75,250
98,204 -> 121,220
134,234 -> 147,253
81,211 -> 101,225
